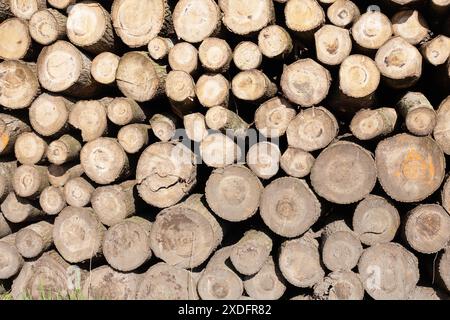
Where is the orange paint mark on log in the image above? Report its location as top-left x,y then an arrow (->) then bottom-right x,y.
0,133 -> 9,152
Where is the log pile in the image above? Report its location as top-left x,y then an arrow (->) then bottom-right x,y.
0,0 -> 449,300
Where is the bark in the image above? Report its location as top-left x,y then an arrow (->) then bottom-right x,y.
233,41 -> 262,71
15,221 -> 53,258
14,132 -> 47,165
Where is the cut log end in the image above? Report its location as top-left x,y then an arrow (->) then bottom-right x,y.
280,147 -> 315,178
12,165 -> 49,198
232,70 -> 277,102
247,142 -> 281,180
200,133 -> 241,168
168,42 -> 198,74
14,132 -> 47,165
29,9 -> 67,45
285,0 -> 325,35
327,0 -> 360,28
350,108 -> 397,140
233,41 -> 262,71
196,74 -> 230,108
15,221 -> 53,259
258,25 -> 293,59
39,186 -> 66,215
0,18 -> 31,60
313,271 -> 364,300
91,52 -> 120,85
351,11 -> 392,50
314,25 -> 351,65
244,256 -> 286,300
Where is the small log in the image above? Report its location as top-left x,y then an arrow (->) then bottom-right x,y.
375,36 -> 423,89
29,93 -> 73,137
15,221 -> 53,259
29,8 -> 66,45
421,35 -> 450,66
80,137 -> 130,185
14,132 -> 47,165
39,186 -> 66,215
246,142 -> 281,180
314,25 -> 352,65
438,248 -> 450,292
284,0 -> 325,38
0,161 -> 16,202
279,232 -> 325,287
198,265 -> 243,300
136,262 -> 198,300
408,286 -> 442,300
313,270 -> 364,300
53,206 -> 106,263
1,192 -> 43,223
350,108 -> 397,140
392,10 -> 430,45
173,0 -> 221,43
281,59 -> 331,107
244,256 -> 286,300
260,177 -> 321,237
103,216 -> 152,272
9,0 -> 46,20
47,0 -> 75,9
0,60 -> 40,110
358,243 -> 419,300
184,113 -> 208,143
280,147 -> 315,178
0,212 -> 12,238
199,37 -> 232,73
219,0 -> 275,36
0,114 -> 31,155
196,74 -> 230,108
47,163 -> 84,187
149,113 -> 177,142
69,99 -> 110,142
205,106 -> 249,137
327,0 -> 360,28
91,52 -> 120,85
375,134 -> 445,202
116,52 -> 167,102
106,97 -> 145,126
91,180 -> 136,226
254,97 -> 295,138
47,134 -> 81,165
230,230 -> 272,276
351,11 -> 392,51
258,25 -> 293,60
117,124 -> 149,154
165,71 -> 196,116
405,204 -> 450,254
136,141 -> 196,208
233,41 -> 262,71
311,142 -> 377,204
0,234 -> 24,280
147,37 -> 173,60
63,177 -> 94,208
0,18 -> 32,60
232,69 -> 277,103
199,133 -> 241,168
353,195 -> 400,246
12,164 -> 49,198
286,107 -> 338,152
398,91 -> 437,136
168,42 -> 199,74
433,96 -> 450,155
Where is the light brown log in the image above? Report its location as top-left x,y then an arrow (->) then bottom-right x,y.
67,2 -> 114,54
29,93 -> 73,137
260,177 -> 320,237
351,11 -> 392,50
219,0 -> 275,36
200,133 -> 241,168
15,221 -> 53,259
196,74 -> 230,108
150,194 -> 222,269
53,206 -> 106,263
14,132 -> 47,165
280,147 -> 315,178
286,107 -> 338,152
147,37 -> 173,60
1,192 -> 43,223
405,204 -> 450,254
91,180 -> 136,226
0,161 -> 16,202
311,142 -> 377,204
246,142 -> 281,180
0,60 -> 40,110
438,248 -> 450,292
375,37 -> 423,89
392,10 -> 430,45
353,195 -> 400,246
321,220 -> 363,272
358,243 -> 419,300
47,0 -> 75,9
9,0 -> 46,20
47,163 -> 84,187
198,265 -> 243,300
375,134 -> 445,202
64,177 -> 94,208
173,0 -> 221,43
281,59 -> 331,107
0,114 -> 31,155
398,91 -> 436,136
199,37 -> 232,73
137,262 -> 198,300
258,25 -> 293,60
29,9 -> 66,45
149,113 -> 177,142
350,108 -> 397,140
433,96 -> 450,155
327,0 -> 360,28
233,41 -> 262,71
205,165 -> 262,222
136,141 -> 196,208
106,97 -> 145,126
285,0 -> 325,38
313,270 -> 364,300
244,256 -> 286,300
103,216 -> 152,272
0,212 -> 12,239
12,164 -> 49,198
80,137 -> 130,185
184,113 -> 208,143
0,18 -> 32,60
314,25 -> 351,65
279,232 -> 324,287
118,124 -> 149,154
165,71 -> 196,116
205,106 -> 249,137
408,286 -> 442,300
116,52 -> 167,102
230,230 -> 272,276
421,35 -> 450,66
39,186 -> 66,215
83,265 -> 139,300
232,70 -> 277,102
254,97 -> 295,138
91,52 -> 120,85
0,234 -> 24,280
69,98 -> 110,142
37,40 -> 99,97
47,134 -> 81,165
111,0 -> 172,48
168,42 -> 199,74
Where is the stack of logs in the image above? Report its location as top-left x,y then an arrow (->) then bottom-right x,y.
0,0 -> 449,300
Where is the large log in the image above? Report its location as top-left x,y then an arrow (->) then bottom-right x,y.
0,18 -> 33,60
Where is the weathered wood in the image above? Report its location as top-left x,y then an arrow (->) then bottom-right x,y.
91,52 -> 120,85
47,163 -> 84,187
246,142 -> 281,180
12,164 -> 49,198
244,256 -> 286,300
205,106 -> 249,137
352,11 -> 392,51
398,91 -> 436,136
254,97 -> 295,139
64,177 -> 94,208
165,71 -> 196,116
350,108 -> 397,140
39,186 -> 66,215
314,25 -> 351,65
199,37 -> 232,73
421,35 -> 450,66
168,42 -> 199,74
280,147 -> 315,178
184,113 -> 208,143
258,25 -> 293,60
1,192 -> 43,223
196,74 -> 230,108
0,161 -> 16,202
313,270 -> 364,300
9,0 -> 46,20
149,113 -> 177,142
15,221 -> 53,259
0,18 -> 32,60
69,99 -> 110,142
233,41 -> 262,71
392,10 -> 430,45
0,234 -> 24,280
232,70 -> 277,102
106,97 -> 145,126
47,134 -> 81,165
118,124 -> 149,154
200,133 -> 241,168
14,132 -> 47,165
0,114 -> 31,155
285,0 -> 325,38
29,9 -> 67,45
327,0 -> 360,28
